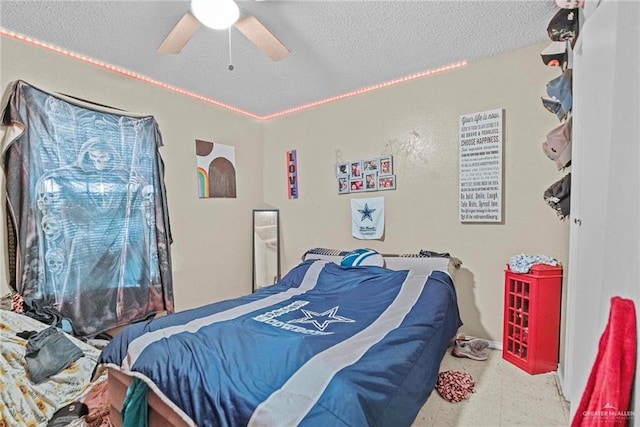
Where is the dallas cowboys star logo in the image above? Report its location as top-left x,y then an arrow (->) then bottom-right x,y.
288,306 -> 355,331
358,203 -> 376,221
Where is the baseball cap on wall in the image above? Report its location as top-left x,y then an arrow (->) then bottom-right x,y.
542,117 -> 573,170
547,8 -> 579,42
544,173 -> 571,220
541,41 -> 568,67
541,69 -> 572,121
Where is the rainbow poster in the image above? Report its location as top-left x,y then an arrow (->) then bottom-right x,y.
196,140 -> 237,198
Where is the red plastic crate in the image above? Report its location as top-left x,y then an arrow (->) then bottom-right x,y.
502,264 -> 563,374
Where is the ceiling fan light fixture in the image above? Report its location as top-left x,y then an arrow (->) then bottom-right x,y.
191,0 -> 239,30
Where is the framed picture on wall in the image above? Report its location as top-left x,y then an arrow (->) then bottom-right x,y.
338,175 -> 350,194
349,160 -> 363,178
378,175 -> 396,190
364,172 -> 377,191
336,163 -> 349,177
335,156 -> 398,194
363,158 -> 379,173
379,155 -> 393,176
350,177 -> 365,192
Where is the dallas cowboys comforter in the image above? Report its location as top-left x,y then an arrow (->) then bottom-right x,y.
98,259 -> 462,426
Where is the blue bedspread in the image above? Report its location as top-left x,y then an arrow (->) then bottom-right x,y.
98,260 -> 462,426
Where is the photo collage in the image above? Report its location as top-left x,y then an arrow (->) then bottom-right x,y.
336,155 -> 396,194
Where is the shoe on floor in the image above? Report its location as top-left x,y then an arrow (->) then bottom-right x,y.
465,338 -> 490,352
455,334 -> 490,350
452,341 -> 488,361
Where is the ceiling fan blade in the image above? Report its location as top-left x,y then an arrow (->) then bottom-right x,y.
234,15 -> 290,62
158,12 -> 201,54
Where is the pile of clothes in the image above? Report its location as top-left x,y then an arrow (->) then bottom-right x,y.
436,371 -> 475,403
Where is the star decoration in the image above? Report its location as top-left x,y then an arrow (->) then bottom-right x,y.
358,203 -> 376,221
288,306 -> 355,331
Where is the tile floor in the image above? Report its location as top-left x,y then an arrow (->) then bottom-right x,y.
413,349 -> 571,427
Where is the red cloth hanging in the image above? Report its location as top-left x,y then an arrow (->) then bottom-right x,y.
571,297 -> 637,427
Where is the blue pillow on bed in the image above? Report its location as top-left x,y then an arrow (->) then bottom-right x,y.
341,249 -> 384,267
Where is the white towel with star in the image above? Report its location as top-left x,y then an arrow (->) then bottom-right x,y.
351,197 -> 384,240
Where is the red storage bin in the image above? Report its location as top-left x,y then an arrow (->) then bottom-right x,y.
502,264 -> 563,374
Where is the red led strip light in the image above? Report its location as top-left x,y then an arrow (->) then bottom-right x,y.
1,28 -> 466,121
261,61 -> 467,120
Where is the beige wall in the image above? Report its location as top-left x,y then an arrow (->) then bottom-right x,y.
0,36 -> 264,309
1,36 -> 570,347
263,43 -> 570,343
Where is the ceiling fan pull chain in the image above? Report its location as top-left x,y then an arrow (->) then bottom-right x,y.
228,27 -> 234,71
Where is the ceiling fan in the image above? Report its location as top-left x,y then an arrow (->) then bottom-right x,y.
158,0 -> 289,62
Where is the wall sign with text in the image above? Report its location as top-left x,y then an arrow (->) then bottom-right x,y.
459,109 -> 503,223
287,149 -> 299,199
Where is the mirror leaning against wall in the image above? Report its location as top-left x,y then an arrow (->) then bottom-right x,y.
253,209 -> 280,292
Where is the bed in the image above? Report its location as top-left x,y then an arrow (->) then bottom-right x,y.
97,252 -> 462,426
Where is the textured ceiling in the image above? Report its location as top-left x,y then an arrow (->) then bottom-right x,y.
1,1 -> 557,118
